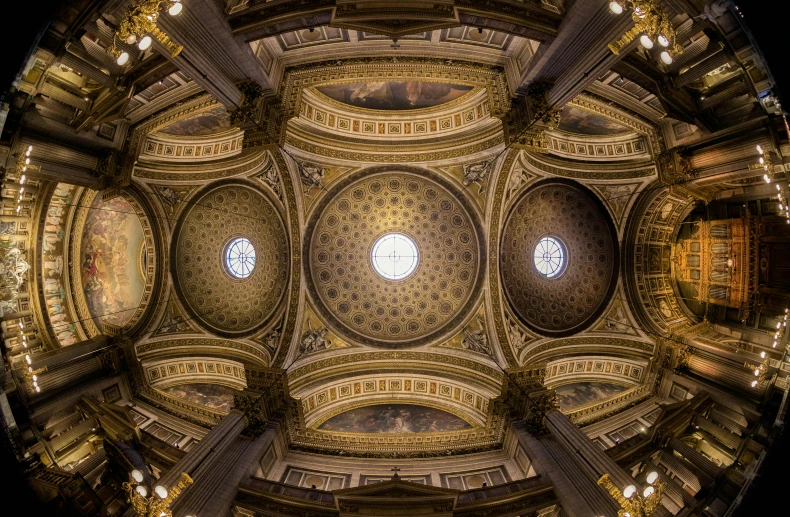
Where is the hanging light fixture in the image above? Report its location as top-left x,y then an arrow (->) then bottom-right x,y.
123,469 -> 192,517
608,0 -> 683,66
107,0 -> 185,66
598,472 -> 664,517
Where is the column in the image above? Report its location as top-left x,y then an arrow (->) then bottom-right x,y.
174,426 -> 277,517
545,410 -> 636,491
513,422 -> 620,517
157,411 -> 247,490
668,437 -> 724,480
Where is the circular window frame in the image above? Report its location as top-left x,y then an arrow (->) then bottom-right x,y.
223,237 -> 256,279
533,235 -> 568,279
370,232 -> 420,281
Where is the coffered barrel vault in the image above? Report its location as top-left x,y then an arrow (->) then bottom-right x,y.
1,1 -> 788,516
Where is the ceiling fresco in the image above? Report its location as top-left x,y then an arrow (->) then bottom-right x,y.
554,382 -> 628,411
80,196 -> 145,329
157,105 -> 233,136
43,184 -> 79,346
315,82 -> 474,110
159,383 -> 238,413
557,106 -> 629,136
317,404 -> 473,433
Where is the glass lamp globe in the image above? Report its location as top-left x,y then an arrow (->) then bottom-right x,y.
609,1 -> 623,14
117,52 -> 130,65
125,34 -> 137,44
138,35 -> 153,50
658,35 -> 670,47
131,470 -> 144,483
623,485 -> 637,499
646,471 -> 659,484
169,2 -> 183,15
135,485 -> 148,497
154,485 -> 168,499
643,486 -> 655,498
660,51 -> 673,64
640,35 -> 654,49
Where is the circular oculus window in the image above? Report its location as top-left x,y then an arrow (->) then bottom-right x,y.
533,236 -> 567,278
225,238 -> 256,278
371,233 -> 419,280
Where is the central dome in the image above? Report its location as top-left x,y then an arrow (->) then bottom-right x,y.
304,167 -> 485,347
501,179 -> 619,336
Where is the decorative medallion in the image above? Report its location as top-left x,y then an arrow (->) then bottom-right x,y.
501,179 -> 619,336
304,167 -> 485,347
172,182 -> 289,336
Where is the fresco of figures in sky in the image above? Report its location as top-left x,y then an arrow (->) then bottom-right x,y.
557,106 -> 629,135
158,105 -> 232,136
315,81 -> 473,110
317,404 -> 473,433
554,382 -> 627,411
160,383 -> 238,413
41,183 -> 79,346
80,196 -> 144,328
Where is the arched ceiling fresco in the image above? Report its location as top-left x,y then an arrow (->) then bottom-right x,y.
79,195 -> 146,329
315,82 -> 474,111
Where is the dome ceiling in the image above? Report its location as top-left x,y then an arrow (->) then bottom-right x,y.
173,183 -> 289,336
304,167 -> 485,347
501,180 -> 619,337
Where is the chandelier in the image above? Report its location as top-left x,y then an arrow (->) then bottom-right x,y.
108,0 -> 185,66
751,144 -> 774,183
598,471 -> 664,517
608,1 -> 683,64
123,469 -> 193,517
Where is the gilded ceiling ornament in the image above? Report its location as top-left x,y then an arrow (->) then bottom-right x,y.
462,162 -> 491,195
462,321 -> 492,356
587,182 -> 644,230
299,318 -> 332,355
257,318 -> 283,354
155,311 -> 191,336
505,312 -> 538,353
505,166 -> 538,206
297,161 -> 326,196
526,82 -> 562,129
256,164 -> 282,200
229,80 -> 265,126
592,297 -> 639,336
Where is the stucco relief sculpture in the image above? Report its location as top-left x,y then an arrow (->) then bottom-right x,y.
462,162 -> 490,194
298,161 -> 325,196
299,318 -> 332,355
